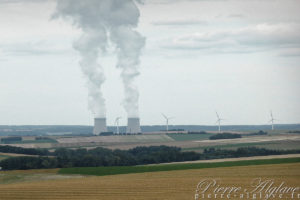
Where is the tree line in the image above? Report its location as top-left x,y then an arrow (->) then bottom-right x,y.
1,137 -> 22,144
1,145 -> 300,170
0,145 -> 49,156
209,133 -> 242,140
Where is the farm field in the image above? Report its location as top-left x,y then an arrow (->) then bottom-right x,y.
1,132 -> 300,153
0,136 -> 57,145
56,134 -> 174,144
0,154 -> 10,161
0,161 -> 299,200
0,152 -> 42,161
167,133 -> 215,141
151,153 -> 300,165
51,133 -> 300,150
183,140 -> 300,152
0,169 -> 84,185
58,157 -> 300,176
193,134 -> 300,146
0,143 -> 53,149
252,139 -> 300,149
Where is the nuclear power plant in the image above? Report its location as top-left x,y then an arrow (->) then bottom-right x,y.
93,118 -> 107,135
58,0 -> 145,137
93,117 -> 141,135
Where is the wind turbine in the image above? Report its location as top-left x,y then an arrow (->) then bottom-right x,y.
215,112 -> 224,133
115,117 -> 122,134
269,111 -> 276,130
161,113 -> 174,133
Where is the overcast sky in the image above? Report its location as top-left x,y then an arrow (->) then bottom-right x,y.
0,0 -> 299,126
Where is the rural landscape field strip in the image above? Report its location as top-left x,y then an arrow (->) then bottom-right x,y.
0,155 -> 10,161
56,135 -> 174,144
0,163 -> 299,200
194,135 -> 300,145
183,141 -> 273,151
59,157 -> 300,176
167,133 -> 214,141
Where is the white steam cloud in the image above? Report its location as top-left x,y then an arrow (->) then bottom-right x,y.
54,0 -> 145,118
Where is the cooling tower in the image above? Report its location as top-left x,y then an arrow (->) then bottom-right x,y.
126,118 -> 141,134
93,118 -> 107,135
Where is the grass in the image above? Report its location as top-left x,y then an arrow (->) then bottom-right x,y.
167,133 -> 215,141
0,169 -> 62,185
59,157 -> 300,177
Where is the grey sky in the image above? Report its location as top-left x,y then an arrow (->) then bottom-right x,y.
0,0 -> 299,126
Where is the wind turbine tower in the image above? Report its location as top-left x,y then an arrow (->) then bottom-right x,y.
215,112 -> 224,133
115,117 -> 122,134
269,111 -> 276,130
162,113 -> 174,133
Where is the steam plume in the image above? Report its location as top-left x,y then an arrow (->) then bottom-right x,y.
54,0 -> 145,118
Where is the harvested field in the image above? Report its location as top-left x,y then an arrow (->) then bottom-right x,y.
53,135 -> 300,151
3,134 -> 299,152
184,139 -> 300,152
56,135 -> 174,144
51,135 -> 176,149
0,162 -> 299,200
167,133 -> 215,141
194,135 -> 300,146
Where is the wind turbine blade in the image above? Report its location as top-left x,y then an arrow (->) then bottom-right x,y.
161,113 -> 168,119
115,117 -> 121,123
270,111 -> 274,118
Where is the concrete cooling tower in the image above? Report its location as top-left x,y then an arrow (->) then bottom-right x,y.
126,118 -> 141,134
93,118 -> 107,135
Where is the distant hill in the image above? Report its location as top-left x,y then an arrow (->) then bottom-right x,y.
0,124 -> 299,136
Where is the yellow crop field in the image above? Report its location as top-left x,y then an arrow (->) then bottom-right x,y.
0,163 -> 299,200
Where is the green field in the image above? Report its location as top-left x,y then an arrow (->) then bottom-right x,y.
253,140 -> 300,150
167,133 -> 215,141
59,157 -> 300,177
